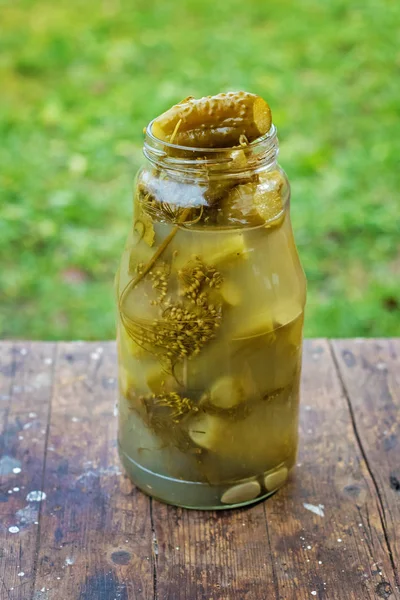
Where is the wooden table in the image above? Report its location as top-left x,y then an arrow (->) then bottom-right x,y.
0,340 -> 399,600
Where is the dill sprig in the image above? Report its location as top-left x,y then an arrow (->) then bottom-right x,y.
120,197 -> 224,369
179,257 -> 223,305
142,391 -> 196,422
121,300 -> 222,364
149,262 -> 169,305
121,257 -> 223,364
139,390 -> 199,451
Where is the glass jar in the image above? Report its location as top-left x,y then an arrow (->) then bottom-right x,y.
116,121 -> 306,509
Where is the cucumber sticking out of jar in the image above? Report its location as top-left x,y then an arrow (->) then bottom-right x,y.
151,92 -> 272,148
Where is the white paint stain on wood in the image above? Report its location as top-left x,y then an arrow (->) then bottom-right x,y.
303,503 -> 325,517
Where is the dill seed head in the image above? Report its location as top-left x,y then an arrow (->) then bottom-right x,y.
142,391 -> 197,422
179,258 -> 223,304
121,256 -> 223,366
149,262 -> 170,304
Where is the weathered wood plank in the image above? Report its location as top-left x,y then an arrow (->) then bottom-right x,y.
264,339 -> 399,600
331,338 -> 400,590
1,339 -> 399,600
0,341 -> 55,600
151,498 -> 276,599
32,342 -> 154,600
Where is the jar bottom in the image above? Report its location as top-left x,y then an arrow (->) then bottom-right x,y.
119,444 -> 293,510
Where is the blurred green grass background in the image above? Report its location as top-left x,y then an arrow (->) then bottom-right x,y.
1,0 -> 399,340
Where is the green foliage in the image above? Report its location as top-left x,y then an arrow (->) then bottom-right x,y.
1,0 -> 399,339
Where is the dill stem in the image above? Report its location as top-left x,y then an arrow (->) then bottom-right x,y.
119,207 -> 192,310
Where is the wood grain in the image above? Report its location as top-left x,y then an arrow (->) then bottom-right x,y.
0,341 -> 55,600
150,498 -> 276,599
31,343 -> 153,600
263,339 -> 399,600
331,339 -> 400,591
0,340 -> 399,600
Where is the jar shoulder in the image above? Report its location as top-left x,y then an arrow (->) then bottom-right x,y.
133,161 -> 293,231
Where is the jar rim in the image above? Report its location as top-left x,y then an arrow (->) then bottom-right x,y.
145,119 -> 278,154
143,121 -> 279,173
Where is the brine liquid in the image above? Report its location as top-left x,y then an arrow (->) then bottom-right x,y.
117,214 -> 305,509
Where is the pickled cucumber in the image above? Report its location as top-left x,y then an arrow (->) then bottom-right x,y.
221,481 -> 261,504
232,310 -> 274,340
146,364 -> 177,395
220,170 -> 285,227
152,92 -> 272,148
203,233 -> 248,265
219,279 -> 242,306
209,376 -> 245,409
173,232 -> 247,273
187,381 -> 299,477
135,211 -> 155,247
254,170 -> 285,224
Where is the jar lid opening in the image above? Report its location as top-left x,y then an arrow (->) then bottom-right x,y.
143,122 -> 279,173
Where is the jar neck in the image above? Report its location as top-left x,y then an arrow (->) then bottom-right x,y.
143,120 -> 279,179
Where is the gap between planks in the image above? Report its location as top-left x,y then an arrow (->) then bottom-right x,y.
329,340 -> 400,592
